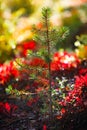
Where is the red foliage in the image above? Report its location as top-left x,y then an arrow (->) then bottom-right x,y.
51,51 -> 80,71
0,61 -> 19,85
79,68 -> 87,75
43,124 -> 47,130
23,40 -> 36,56
29,57 -> 48,68
62,71 -> 87,109
27,97 -> 39,107
0,102 -> 18,116
75,74 -> 87,88
61,108 -> 66,114
9,61 -> 19,77
23,41 -> 36,50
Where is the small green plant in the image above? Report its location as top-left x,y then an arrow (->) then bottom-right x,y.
32,7 -> 69,119
5,85 -> 20,96
16,7 -> 69,120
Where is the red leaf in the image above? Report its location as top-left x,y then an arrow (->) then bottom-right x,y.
43,124 -> 47,130
5,102 -> 11,113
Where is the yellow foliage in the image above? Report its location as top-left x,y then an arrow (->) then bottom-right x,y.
75,45 -> 87,59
